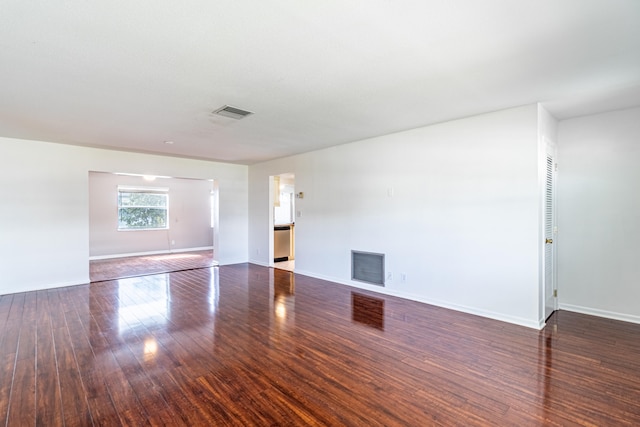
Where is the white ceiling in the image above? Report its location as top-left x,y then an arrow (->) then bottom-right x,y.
1,1 -> 639,165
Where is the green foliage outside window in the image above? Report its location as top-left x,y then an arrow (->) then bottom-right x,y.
118,191 -> 168,230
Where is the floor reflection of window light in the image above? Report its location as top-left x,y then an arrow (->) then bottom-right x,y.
144,338 -> 158,360
275,300 -> 287,319
118,276 -> 169,333
209,271 -> 220,313
119,300 -> 168,332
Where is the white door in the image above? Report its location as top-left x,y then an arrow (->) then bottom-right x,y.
544,148 -> 557,320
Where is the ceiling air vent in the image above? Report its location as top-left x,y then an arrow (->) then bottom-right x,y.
212,105 -> 254,120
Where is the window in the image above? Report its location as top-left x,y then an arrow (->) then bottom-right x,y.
117,186 -> 169,230
210,190 -> 216,228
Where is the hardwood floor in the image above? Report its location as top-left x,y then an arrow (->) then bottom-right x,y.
273,260 -> 295,272
89,250 -> 215,282
1,264 -> 640,426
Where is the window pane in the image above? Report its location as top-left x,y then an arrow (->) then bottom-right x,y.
118,192 -> 167,208
118,208 -> 167,229
117,190 -> 168,230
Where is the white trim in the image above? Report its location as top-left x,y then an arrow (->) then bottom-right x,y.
114,173 -> 172,180
249,258 -> 271,268
218,258 -> 251,266
1,277 -> 90,296
90,246 -> 213,261
559,303 -> 640,325
285,266 -> 543,330
268,176 -> 276,268
116,227 -> 170,232
117,185 -> 169,192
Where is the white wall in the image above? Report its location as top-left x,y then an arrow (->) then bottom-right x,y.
557,106 -> 640,324
0,136 -> 248,295
249,105 -> 543,328
0,139 -> 90,293
89,172 -> 213,257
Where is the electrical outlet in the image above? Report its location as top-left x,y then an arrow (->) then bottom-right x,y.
401,273 -> 407,282
386,272 -> 393,282
171,240 -> 176,245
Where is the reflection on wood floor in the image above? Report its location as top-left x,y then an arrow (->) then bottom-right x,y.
1,263 -> 640,425
273,259 -> 294,272
90,250 -> 215,282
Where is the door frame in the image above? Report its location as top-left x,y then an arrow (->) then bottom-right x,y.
268,175 -> 276,267
540,137 -> 558,323
269,173 -> 295,269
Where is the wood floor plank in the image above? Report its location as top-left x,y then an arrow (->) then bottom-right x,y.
64,305 -> 121,425
5,293 -> 25,326
7,357 -> 36,426
6,291 -> 37,426
51,325 -> 93,426
0,352 -> 17,425
0,295 -> 12,336
78,302 -> 152,427
34,289 -> 64,426
35,324 -> 64,426
0,296 -> 21,425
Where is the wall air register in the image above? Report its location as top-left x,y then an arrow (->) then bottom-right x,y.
212,105 -> 254,120
351,250 -> 385,286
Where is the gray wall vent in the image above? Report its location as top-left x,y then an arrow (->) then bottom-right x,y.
351,250 -> 385,286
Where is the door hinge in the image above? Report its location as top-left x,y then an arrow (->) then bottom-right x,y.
553,289 -> 557,298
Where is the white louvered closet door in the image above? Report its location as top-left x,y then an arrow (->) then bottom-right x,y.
544,152 -> 556,320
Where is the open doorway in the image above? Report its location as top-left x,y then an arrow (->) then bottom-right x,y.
271,173 -> 295,272
88,171 -> 218,281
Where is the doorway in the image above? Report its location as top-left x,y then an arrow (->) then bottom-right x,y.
88,171 -> 218,281
271,173 -> 295,272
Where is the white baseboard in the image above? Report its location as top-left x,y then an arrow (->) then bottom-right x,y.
559,303 -> 640,325
1,277 -> 89,296
90,246 -> 213,261
248,258 -> 271,268
217,258 -> 250,266
288,268 -> 543,330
